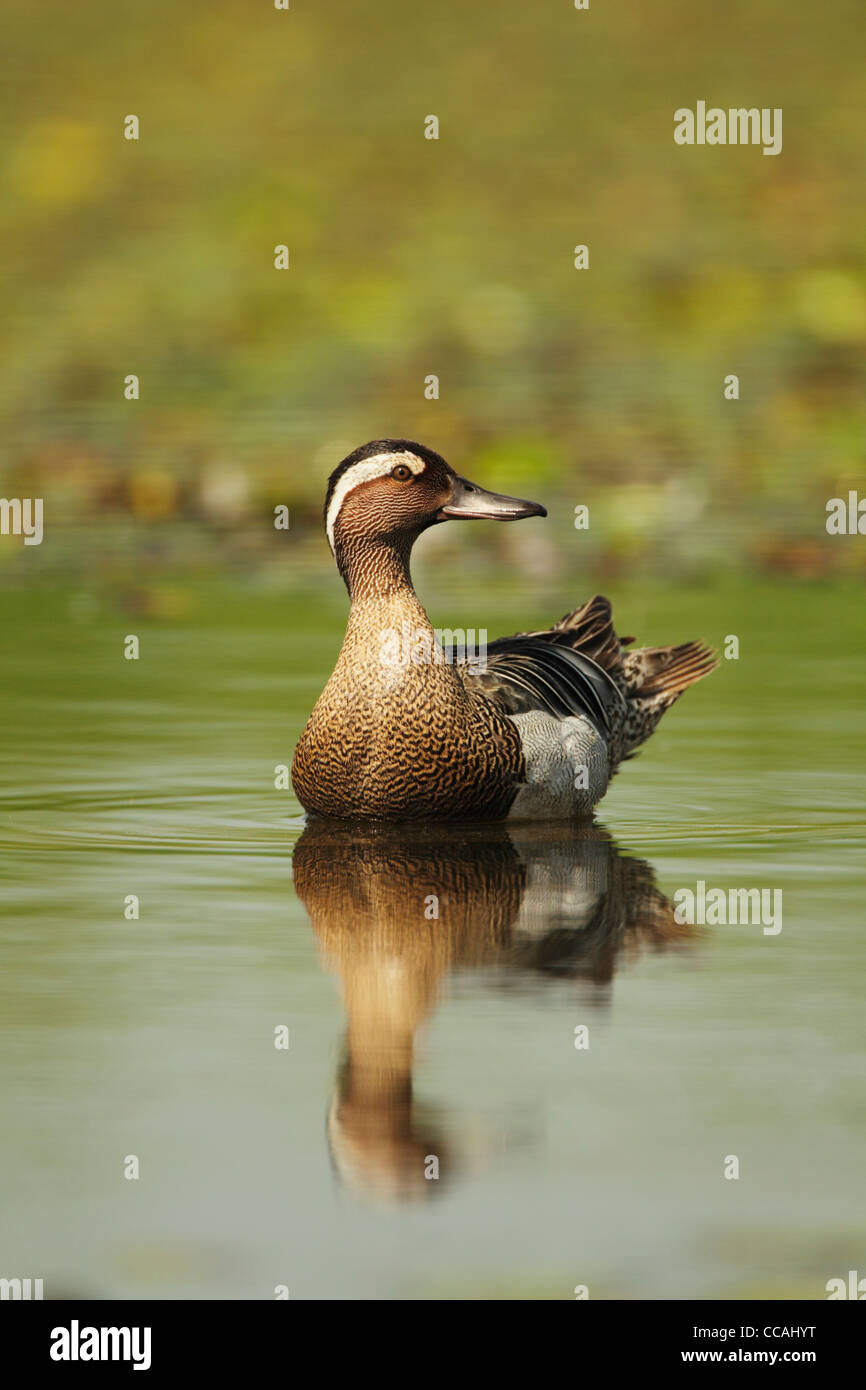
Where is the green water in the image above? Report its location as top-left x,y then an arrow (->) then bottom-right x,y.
1,575 -> 863,1299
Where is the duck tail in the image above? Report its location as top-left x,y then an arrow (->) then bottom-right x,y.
619,640 -> 718,756
498,594 -> 717,762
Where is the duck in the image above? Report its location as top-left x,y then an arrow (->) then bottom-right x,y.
291,439 -> 717,821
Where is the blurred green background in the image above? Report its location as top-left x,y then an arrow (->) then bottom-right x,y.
1,0 -> 864,590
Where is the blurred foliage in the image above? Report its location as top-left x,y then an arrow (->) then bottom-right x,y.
0,0 -> 864,584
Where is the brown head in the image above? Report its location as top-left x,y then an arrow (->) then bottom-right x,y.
324,439 -> 546,595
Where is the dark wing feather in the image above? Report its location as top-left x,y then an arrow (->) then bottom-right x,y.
453,636 -> 625,735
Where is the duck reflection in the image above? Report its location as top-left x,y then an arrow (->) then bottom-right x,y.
293,819 -> 694,1203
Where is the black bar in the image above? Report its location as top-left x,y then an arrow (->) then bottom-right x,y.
5,1299 -> 860,1375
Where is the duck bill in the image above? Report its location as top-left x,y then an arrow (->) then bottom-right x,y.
437,475 -> 547,522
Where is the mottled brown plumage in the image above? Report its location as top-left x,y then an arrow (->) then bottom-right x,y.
291,577 -> 525,819
291,440 -> 717,821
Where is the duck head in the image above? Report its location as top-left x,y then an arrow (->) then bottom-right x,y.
324,438 -> 546,593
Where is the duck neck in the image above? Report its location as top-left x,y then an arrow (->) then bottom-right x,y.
333,531 -> 459,693
337,532 -> 421,606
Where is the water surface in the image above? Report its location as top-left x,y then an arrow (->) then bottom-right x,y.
1,577 -> 863,1299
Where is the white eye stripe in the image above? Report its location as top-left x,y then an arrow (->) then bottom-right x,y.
325,453 -> 424,552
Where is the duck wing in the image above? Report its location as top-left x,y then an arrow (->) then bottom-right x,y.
450,594 -> 716,760
453,634 -> 625,734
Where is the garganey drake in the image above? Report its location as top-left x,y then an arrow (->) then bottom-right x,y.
291,439 -> 716,821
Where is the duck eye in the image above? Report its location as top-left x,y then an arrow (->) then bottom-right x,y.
391,464 -> 412,481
